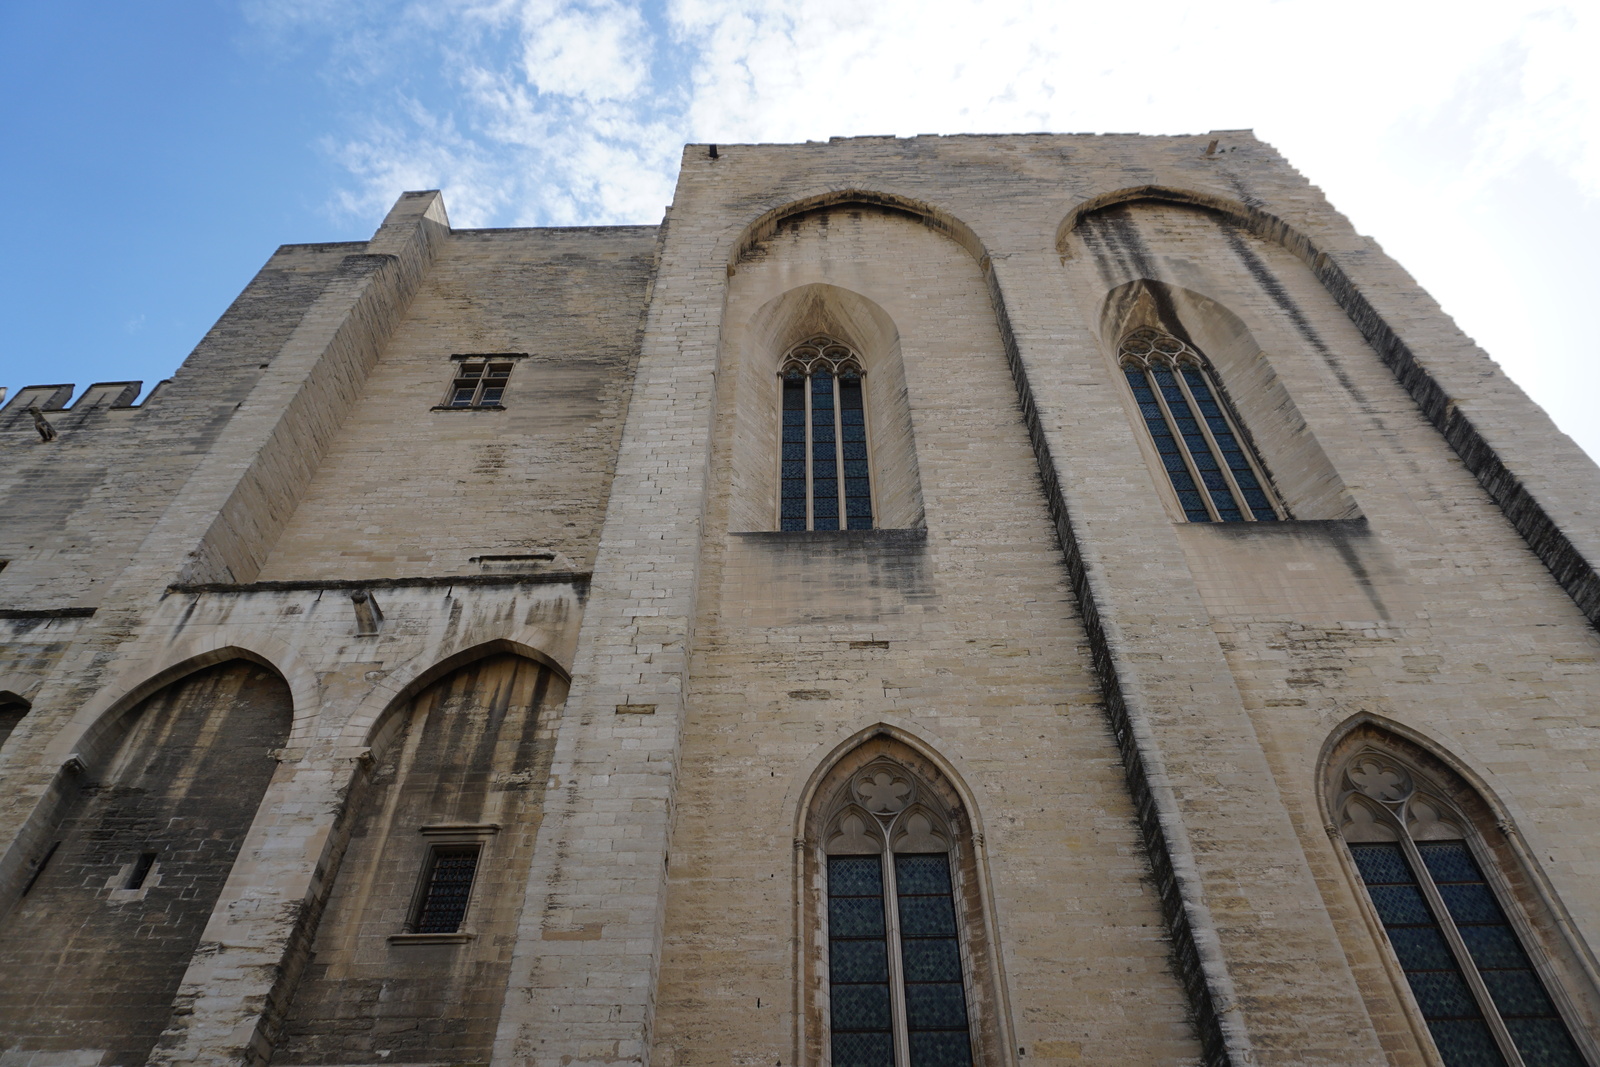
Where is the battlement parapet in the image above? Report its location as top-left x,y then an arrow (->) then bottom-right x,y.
1,380 -> 166,435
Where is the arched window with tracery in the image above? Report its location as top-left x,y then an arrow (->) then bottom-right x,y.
1119,327 -> 1282,522
803,739 -> 1007,1067
781,337 -> 874,532
1329,740 -> 1597,1067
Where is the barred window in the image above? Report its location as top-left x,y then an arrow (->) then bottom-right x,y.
780,337 -> 873,532
410,846 -> 481,934
1333,748 -> 1592,1067
823,762 -> 974,1067
1120,327 -> 1281,522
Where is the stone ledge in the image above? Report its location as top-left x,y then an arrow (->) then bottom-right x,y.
166,573 -> 591,594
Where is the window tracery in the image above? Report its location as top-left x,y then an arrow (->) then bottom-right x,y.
780,337 -> 873,532
1331,747 -> 1591,1067
819,758 -> 973,1067
1119,327 -> 1282,522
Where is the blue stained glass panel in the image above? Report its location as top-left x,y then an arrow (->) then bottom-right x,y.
831,984 -> 891,1030
1482,971 -> 1554,1017
907,1032 -> 972,1067
830,940 -> 888,984
896,855 -> 953,894
1352,843 -> 1412,883
1388,925 -> 1458,971
906,984 -> 968,1029
1416,840 -> 1583,1063
1351,843 -> 1505,1067
830,856 -> 882,897
1127,367 -> 1209,521
1439,884 -> 1505,925
1368,884 -> 1434,925
833,1032 -> 894,1067
1425,1020 -> 1507,1067
829,852 -> 892,1060
898,896 -> 957,937
1406,970 -> 1480,1018
1418,842 -> 1480,885
902,938 -> 962,982
829,896 -> 886,937
1501,1019 -> 1585,1067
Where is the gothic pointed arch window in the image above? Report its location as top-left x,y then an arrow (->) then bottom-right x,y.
1329,738 -> 1597,1067
1119,327 -> 1283,522
803,740 -> 1007,1067
780,337 -> 874,531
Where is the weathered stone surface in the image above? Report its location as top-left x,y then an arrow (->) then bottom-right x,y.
2,132 -> 1598,1067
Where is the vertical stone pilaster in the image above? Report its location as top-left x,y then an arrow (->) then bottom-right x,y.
492,213 -> 722,1067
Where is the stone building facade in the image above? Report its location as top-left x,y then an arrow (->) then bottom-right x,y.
2,132 -> 1599,1067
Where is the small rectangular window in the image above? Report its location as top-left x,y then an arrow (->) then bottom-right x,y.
439,358 -> 518,409
125,851 -> 158,891
411,846 -> 481,933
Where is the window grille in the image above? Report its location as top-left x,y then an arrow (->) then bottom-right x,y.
444,359 -> 514,408
780,337 -> 873,532
823,763 -> 974,1067
1334,751 -> 1590,1067
411,846 -> 481,934
1119,327 -> 1281,522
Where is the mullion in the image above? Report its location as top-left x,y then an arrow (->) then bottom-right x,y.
1151,364 -> 1241,521
1349,842 -> 1507,1066
1417,842 -> 1586,1067
1178,366 -> 1278,520
1126,367 -> 1211,521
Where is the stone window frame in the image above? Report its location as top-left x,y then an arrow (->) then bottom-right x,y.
799,739 -> 1010,1067
1326,738 -> 1600,1067
778,336 -> 877,532
1118,326 -> 1285,523
391,822 -> 499,945
433,353 -> 528,411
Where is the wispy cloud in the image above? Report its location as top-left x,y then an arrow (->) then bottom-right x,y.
241,0 -> 1600,456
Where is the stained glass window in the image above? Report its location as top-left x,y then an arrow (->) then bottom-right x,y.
822,760 -> 975,1067
1336,749 -> 1590,1067
778,337 -> 874,532
1119,328 -> 1281,522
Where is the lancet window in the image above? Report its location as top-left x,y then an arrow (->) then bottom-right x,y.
1331,747 -> 1592,1067
1120,327 -> 1282,522
780,337 -> 873,531
821,759 -> 974,1067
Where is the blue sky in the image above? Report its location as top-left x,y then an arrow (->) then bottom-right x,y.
4,1 -> 1598,460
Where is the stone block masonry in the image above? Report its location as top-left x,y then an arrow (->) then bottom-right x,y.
1,131 -> 1598,1067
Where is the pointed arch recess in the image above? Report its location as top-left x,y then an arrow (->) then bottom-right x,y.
1060,185 -> 1600,628
731,189 -> 991,271
341,636 -> 571,754
1319,716 -> 1600,1065
737,283 -> 924,532
794,726 -> 1015,1067
1100,277 -> 1357,521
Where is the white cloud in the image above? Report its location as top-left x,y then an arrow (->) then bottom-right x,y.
245,0 -> 1600,458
